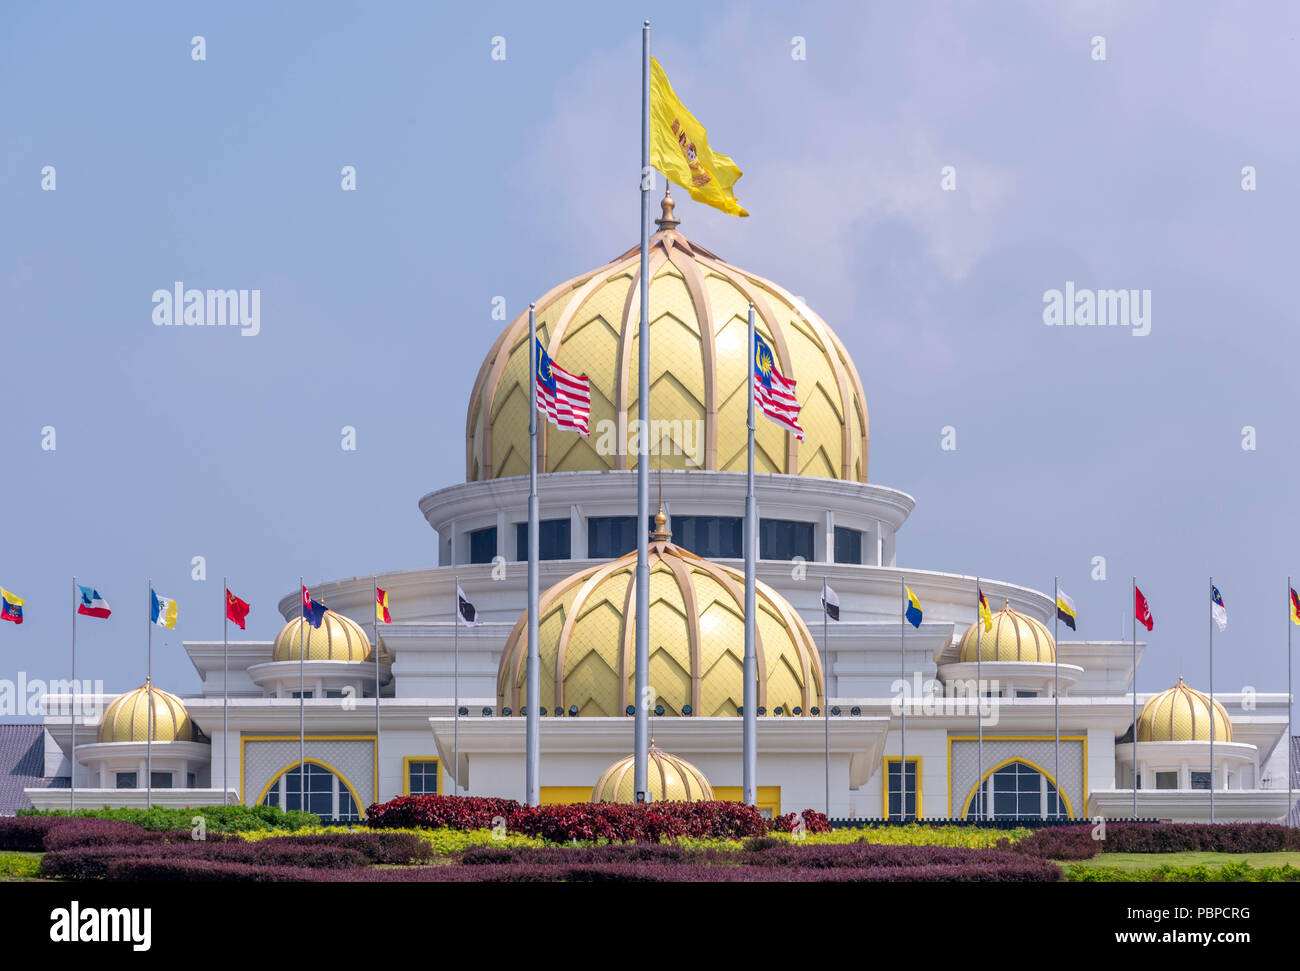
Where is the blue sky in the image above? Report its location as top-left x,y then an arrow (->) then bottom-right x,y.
2,1 -> 1297,709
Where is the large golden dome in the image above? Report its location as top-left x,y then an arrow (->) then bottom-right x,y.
497,516 -> 824,717
272,611 -> 379,663
593,743 -> 713,804
466,188 -> 869,482
1137,677 -> 1232,742
957,602 -> 1056,664
98,681 -> 204,743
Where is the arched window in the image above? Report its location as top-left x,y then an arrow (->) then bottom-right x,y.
261,762 -> 360,821
964,760 -> 1068,820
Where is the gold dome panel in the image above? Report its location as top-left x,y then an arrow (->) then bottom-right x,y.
1137,677 -> 1232,743
497,534 -> 825,718
272,610 -> 381,663
466,192 -> 869,483
593,744 -> 713,804
98,681 -> 203,744
957,602 -> 1056,664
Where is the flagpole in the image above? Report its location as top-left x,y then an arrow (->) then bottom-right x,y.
299,574 -> 305,813
899,576 -> 906,820
223,576 -> 229,805
454,574 -> 460,797
1054,576 -> 1060,818
71,576 -> 76,811
976,578 -> 982,821
373,575 -> 380,805
146,578 -> 153,810
823,577 -> 829,818
526,303 -> 541,806
1132,575 -> 1137,821
1209,575 -> 1215,823
1288,576 -> 1293,826
633,18 -> 652,805
742,302 -> 757,806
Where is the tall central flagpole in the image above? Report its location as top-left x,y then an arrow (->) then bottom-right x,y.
1209,575 -> 1215,823
71,577 -> 77,810
526,303 -> 541,806
453,575 -> 460,796
223,577 -> 229,804
146,578 -> 153,810
976,578 -> 982,820
633,19 -> 652,803
899,577 -> 906,819
299,575 -> 305,813
373,575 -> 381,805
823,577 -> 829,817
742,303 -> 757,806
1132,575 -> 1137,820
1054,576 -> 1060,818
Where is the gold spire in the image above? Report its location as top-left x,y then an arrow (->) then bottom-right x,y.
655,183 -> 680,231
651,465 -> 671,541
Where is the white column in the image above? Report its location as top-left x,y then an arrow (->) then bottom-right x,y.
570,504 -> 584,561
822,510 -> 834,564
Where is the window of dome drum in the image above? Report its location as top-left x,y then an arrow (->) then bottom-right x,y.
514,519 -> 570,561
262,764 -> 359,822
587,516 -> 655,558
115,772 -> 136,790
671,516 -> 742,558
759,519 -> 814,562
468,526 -> 497,565
833,526 -> 862,565
1156,771 -> 1178,790
966,762 -> 1066,820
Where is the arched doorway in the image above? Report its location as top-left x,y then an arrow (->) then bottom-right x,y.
963,759 -> 1071,820
259,761 -> 361,821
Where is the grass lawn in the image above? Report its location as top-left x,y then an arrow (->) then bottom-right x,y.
1066,851 -> 1300,871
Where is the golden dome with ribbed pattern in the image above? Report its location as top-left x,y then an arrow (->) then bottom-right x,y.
592,744 -> 713,804
957,602 -> 1056,664
98,681 -> 204,744
466,189 -> 869,482
497,531 -> 824,717
272,610 -> 378,663
1137,678 -> 1232,742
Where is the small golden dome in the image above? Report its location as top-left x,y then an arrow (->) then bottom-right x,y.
957,601 -> 1055,663
592,743 -> 713,804
98,681 -> 204,743
497,536 -> 824,717
1138,677 -> 1232,742
272,611 -> 376,663
466,210 -> 869,482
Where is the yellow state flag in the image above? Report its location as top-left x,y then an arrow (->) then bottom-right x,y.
649,57 -> 748,217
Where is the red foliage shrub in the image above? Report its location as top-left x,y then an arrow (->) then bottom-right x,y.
504,801 -> 768,843
41,841 -> 368,879
262,832 -> 433,864
0,816 -> 68,852
363,794 -> 523,830
104,858 -> 321,882
42,819 -> 168,851
1013,821 -> 1300,860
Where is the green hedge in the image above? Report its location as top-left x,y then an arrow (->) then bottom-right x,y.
1067,860 -> 1300,882
17,804 -> 316,833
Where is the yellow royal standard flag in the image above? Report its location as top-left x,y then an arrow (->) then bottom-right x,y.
649,57 -> 748,217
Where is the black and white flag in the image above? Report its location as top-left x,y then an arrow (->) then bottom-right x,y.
821,581 -> 840,622
457,585 -> 477,627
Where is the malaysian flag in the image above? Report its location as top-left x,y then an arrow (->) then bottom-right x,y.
753,333 -> 804,440
535,339 -> 591,437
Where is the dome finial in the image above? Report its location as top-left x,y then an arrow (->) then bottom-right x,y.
651,464 -> 671,541
655,182 -> 680,231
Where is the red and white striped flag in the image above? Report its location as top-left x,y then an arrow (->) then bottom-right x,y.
753,333 -> 804,440
535,339 -> 591,437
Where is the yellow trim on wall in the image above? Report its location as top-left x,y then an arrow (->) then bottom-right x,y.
712,786 -> 781,818
945,733 -> 1088,818
541,785 -> 595,805
239,734 -> 378,807
401,755 -> 444,797
881,756 -> 923,820
254,756 -> 367,819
